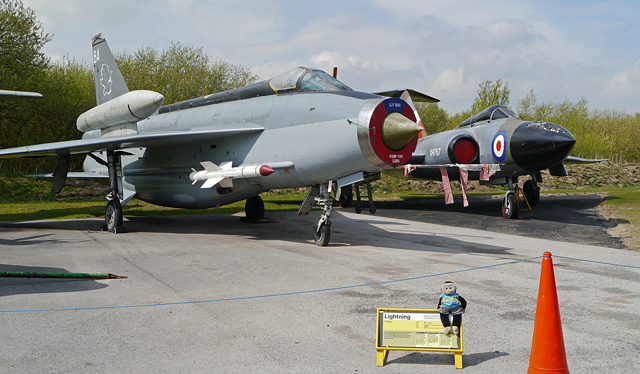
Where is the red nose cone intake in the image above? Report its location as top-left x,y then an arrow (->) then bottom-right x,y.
259,165 -> 275,176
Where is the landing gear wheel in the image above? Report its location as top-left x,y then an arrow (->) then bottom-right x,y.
523,180 -> 540,206
339,185 -> 353,208
105,199 -> 123,232
503,193 -> 519,219
313,223 -> 331,246
245,196 -> 265,222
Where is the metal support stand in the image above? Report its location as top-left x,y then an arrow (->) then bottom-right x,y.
354,183 -> 376,214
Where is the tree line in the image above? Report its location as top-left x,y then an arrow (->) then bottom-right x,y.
0,0 -> 256,173
417,79 -> 640,163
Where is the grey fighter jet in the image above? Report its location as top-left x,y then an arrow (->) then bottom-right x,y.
0,33 -> 427,246
385,104 -> 580,219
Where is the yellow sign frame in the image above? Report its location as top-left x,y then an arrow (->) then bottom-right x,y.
376,308 -> 463,369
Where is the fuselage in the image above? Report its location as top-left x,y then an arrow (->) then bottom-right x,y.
83,69 -> 420,209
387,105 -> 576,184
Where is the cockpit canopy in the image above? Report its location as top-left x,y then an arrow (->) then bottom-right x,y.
269,67 -> 352,93
458,105 -> 520,128
159,67 -> 354,114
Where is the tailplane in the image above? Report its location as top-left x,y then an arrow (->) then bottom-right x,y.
92,33 -> 129,105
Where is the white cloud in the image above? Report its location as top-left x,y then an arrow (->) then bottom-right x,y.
606,60 -> 640,94
21,0 -> 640,115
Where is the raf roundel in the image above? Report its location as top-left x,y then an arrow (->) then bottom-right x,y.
492,130 -> 507,162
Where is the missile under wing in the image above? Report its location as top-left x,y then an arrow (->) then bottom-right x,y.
0,33 -> 427,246
386,105 -> 578,219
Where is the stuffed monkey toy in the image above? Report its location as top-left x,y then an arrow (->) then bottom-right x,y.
437,281 -> 467,335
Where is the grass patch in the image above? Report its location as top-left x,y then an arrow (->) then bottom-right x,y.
0,195 -> 305,222
599,187 -> 640,250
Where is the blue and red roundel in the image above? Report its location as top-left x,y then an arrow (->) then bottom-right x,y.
492,130 -> 507,162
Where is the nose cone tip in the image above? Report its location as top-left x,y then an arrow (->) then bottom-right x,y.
381,112 -> 422,151
153,94 -> 165,106
259,165 -> 275,176
511,122 -> 576,171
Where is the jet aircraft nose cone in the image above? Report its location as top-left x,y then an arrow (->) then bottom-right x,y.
380,112 -> 423,151
510,122 -> 576,171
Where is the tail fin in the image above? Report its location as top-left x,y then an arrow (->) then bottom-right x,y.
92,33 -> 129,105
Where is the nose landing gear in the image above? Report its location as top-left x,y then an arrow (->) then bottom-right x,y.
502,175 -> 541,219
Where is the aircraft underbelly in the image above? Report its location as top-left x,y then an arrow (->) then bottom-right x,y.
133,176 -> 260,209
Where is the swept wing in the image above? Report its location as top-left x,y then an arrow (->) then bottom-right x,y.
0,123 -> 264,158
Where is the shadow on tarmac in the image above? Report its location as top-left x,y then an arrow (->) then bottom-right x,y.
1,212 -> 516,256
387,350 -> 510,367
369,194 -> 624,249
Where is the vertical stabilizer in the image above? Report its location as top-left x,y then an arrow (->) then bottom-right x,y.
92,33 -> 129,105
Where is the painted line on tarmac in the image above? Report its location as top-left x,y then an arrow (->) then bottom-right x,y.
1,255 -> 637,313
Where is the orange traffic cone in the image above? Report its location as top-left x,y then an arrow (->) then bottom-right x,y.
528,252 -> 570,373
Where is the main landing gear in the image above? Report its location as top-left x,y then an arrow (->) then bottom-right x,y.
100,150 -> 126,233
243,195 -> 266,223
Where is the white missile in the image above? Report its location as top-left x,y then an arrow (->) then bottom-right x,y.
189,161 -> 275,189
76,90 -> 165,132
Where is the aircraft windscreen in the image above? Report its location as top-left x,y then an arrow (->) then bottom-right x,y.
269,67 -> 351,93
269,68 -> 305,92
458,105 -> 519,127
303,69 -> 351,91
491,107 -> 519,121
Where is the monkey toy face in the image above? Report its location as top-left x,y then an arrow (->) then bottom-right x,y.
441,281 -> 457,295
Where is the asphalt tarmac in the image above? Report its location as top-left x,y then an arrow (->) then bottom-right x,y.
369,194 -> 626,249
1,197 -> 638,373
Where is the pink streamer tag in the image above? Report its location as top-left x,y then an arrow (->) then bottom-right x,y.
404,164 -> 417,176
480,164 -> 497,181
440,167 -> 454,204
459,168 -> 469,207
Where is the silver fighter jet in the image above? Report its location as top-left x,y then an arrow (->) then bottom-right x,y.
0,33 -> 426,246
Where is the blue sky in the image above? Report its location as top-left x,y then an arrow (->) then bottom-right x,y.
23,0 -> 640,116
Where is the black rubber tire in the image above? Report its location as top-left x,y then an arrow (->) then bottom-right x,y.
245,195 -> 265,222
105,199 -> 123,232
339,185 -> 353,208
523,180 -> 540,206
503,193 -> 519,219
313,223 -> 331,246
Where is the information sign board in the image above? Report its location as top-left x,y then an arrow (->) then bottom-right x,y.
376,308 -> 463,369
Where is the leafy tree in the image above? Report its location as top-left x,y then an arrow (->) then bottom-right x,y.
444,79 -> 511,131
0,0 -> 53,171
471,79 -> 510,113
116,43 -> 258,105
447,109 -> 474,129
0,0 -> 51,91
416,102 -> 450,135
